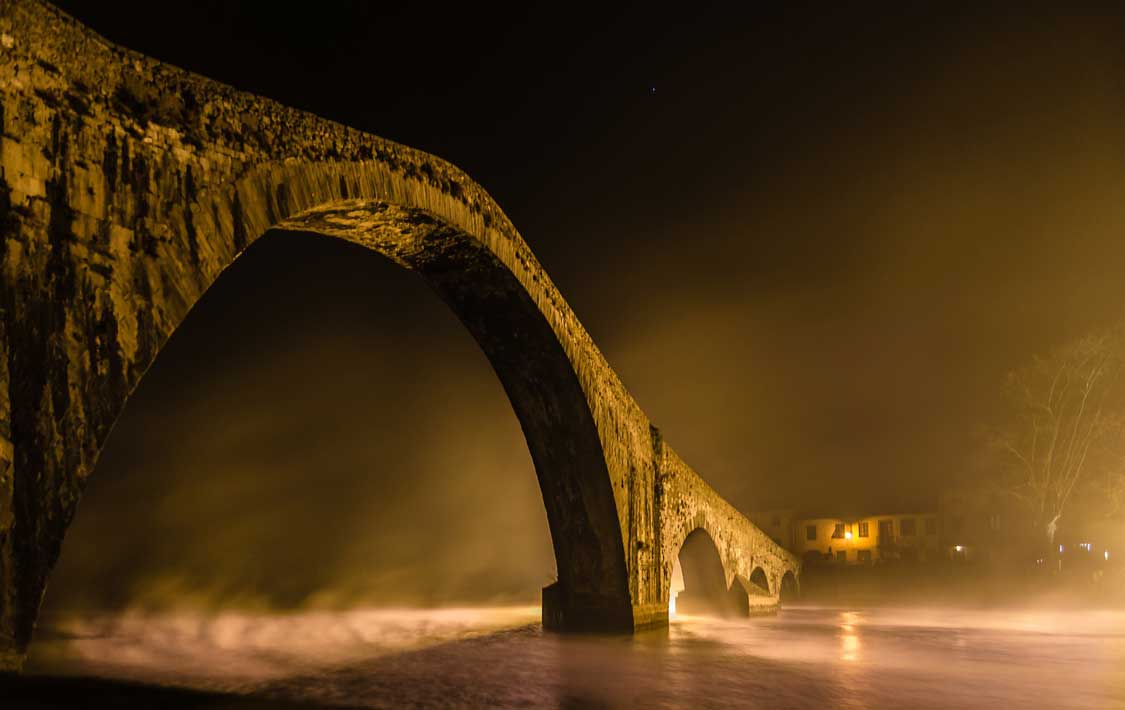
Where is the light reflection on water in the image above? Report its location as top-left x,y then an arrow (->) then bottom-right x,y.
27,605 -> 1125,709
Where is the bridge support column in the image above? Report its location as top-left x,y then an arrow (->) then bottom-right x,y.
542,582 -> 667,632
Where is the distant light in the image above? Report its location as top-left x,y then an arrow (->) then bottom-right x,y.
1059,544 -> 1065,554
1036,558 -> 1044,565
954,545 -> 964,553
1107,550 -> 1111,561
1079,542 -> 1093,552
844,531 -> 853,540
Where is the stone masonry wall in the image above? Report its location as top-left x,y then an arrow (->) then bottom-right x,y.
656,432 -> 800,603
0,0 -> 663,664
0,0 -> 793,666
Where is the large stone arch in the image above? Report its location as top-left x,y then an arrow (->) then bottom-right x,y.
0,0 -> 799,669
0,1 -> 668,667
222,173 -> 639,612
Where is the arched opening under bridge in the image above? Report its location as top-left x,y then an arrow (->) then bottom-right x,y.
670,529 -> 750,619
36,232 -> 560,619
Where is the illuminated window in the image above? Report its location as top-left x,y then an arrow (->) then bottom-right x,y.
806,525 -> 817,541
832,523 -> 845,539
925,518 -> 937,535
900,518 -> 916,536
858,522 -> 869,538
857,549 -> 872,563
836,550 -> 847,562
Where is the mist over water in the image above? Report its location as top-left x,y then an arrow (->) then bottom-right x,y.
26,606 -> 1125,709
42,234 -> 558,615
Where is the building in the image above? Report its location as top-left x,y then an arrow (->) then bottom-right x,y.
792,513 -> 945,564
752,509 -> 959,565
753,490 -> 1117,570
937,489 -> 1017,565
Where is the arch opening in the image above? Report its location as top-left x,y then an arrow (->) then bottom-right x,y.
281,206 -> 638,630
36,231 -> 562,616
4,188 -> 641,661
670,529 -> 749,619
780,571 -> 799,603
748,567 -> 770,595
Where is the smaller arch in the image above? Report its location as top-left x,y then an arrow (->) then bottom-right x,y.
779,571 -> 799,603
671,528 -> 749,619
748,567 -> 770,595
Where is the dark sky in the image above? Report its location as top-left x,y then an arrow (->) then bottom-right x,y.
43,2 -> 1125,610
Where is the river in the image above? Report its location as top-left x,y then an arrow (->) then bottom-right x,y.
22,605 -> 1125,708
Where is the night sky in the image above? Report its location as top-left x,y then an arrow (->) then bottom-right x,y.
42,2 -> 1125,610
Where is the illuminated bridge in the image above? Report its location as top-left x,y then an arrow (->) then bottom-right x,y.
0,0 -> 799,670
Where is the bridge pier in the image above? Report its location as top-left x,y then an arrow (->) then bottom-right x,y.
542,583 -> 668,632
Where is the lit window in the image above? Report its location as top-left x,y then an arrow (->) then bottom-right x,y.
832,523 -> 845,539
858,522 -> 869,537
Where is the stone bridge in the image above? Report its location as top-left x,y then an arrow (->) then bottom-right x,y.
0,0 -> 799,669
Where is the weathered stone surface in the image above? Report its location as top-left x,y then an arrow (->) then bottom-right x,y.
656,434 -> 799,610
0,0 -> 799,668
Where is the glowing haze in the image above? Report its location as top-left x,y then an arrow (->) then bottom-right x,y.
41,3 -> 1125,613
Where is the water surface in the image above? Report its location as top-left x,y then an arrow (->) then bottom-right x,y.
27,605 -> 1125,708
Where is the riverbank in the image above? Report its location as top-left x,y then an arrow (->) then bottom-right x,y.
798,559 -> 1125,608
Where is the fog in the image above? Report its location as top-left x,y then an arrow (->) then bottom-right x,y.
44,234 -> 556,613
38,2 -> 1125,616
26,608 -> 1125,709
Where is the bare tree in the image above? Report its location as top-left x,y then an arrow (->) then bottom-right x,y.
992,327 -> 1125,553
